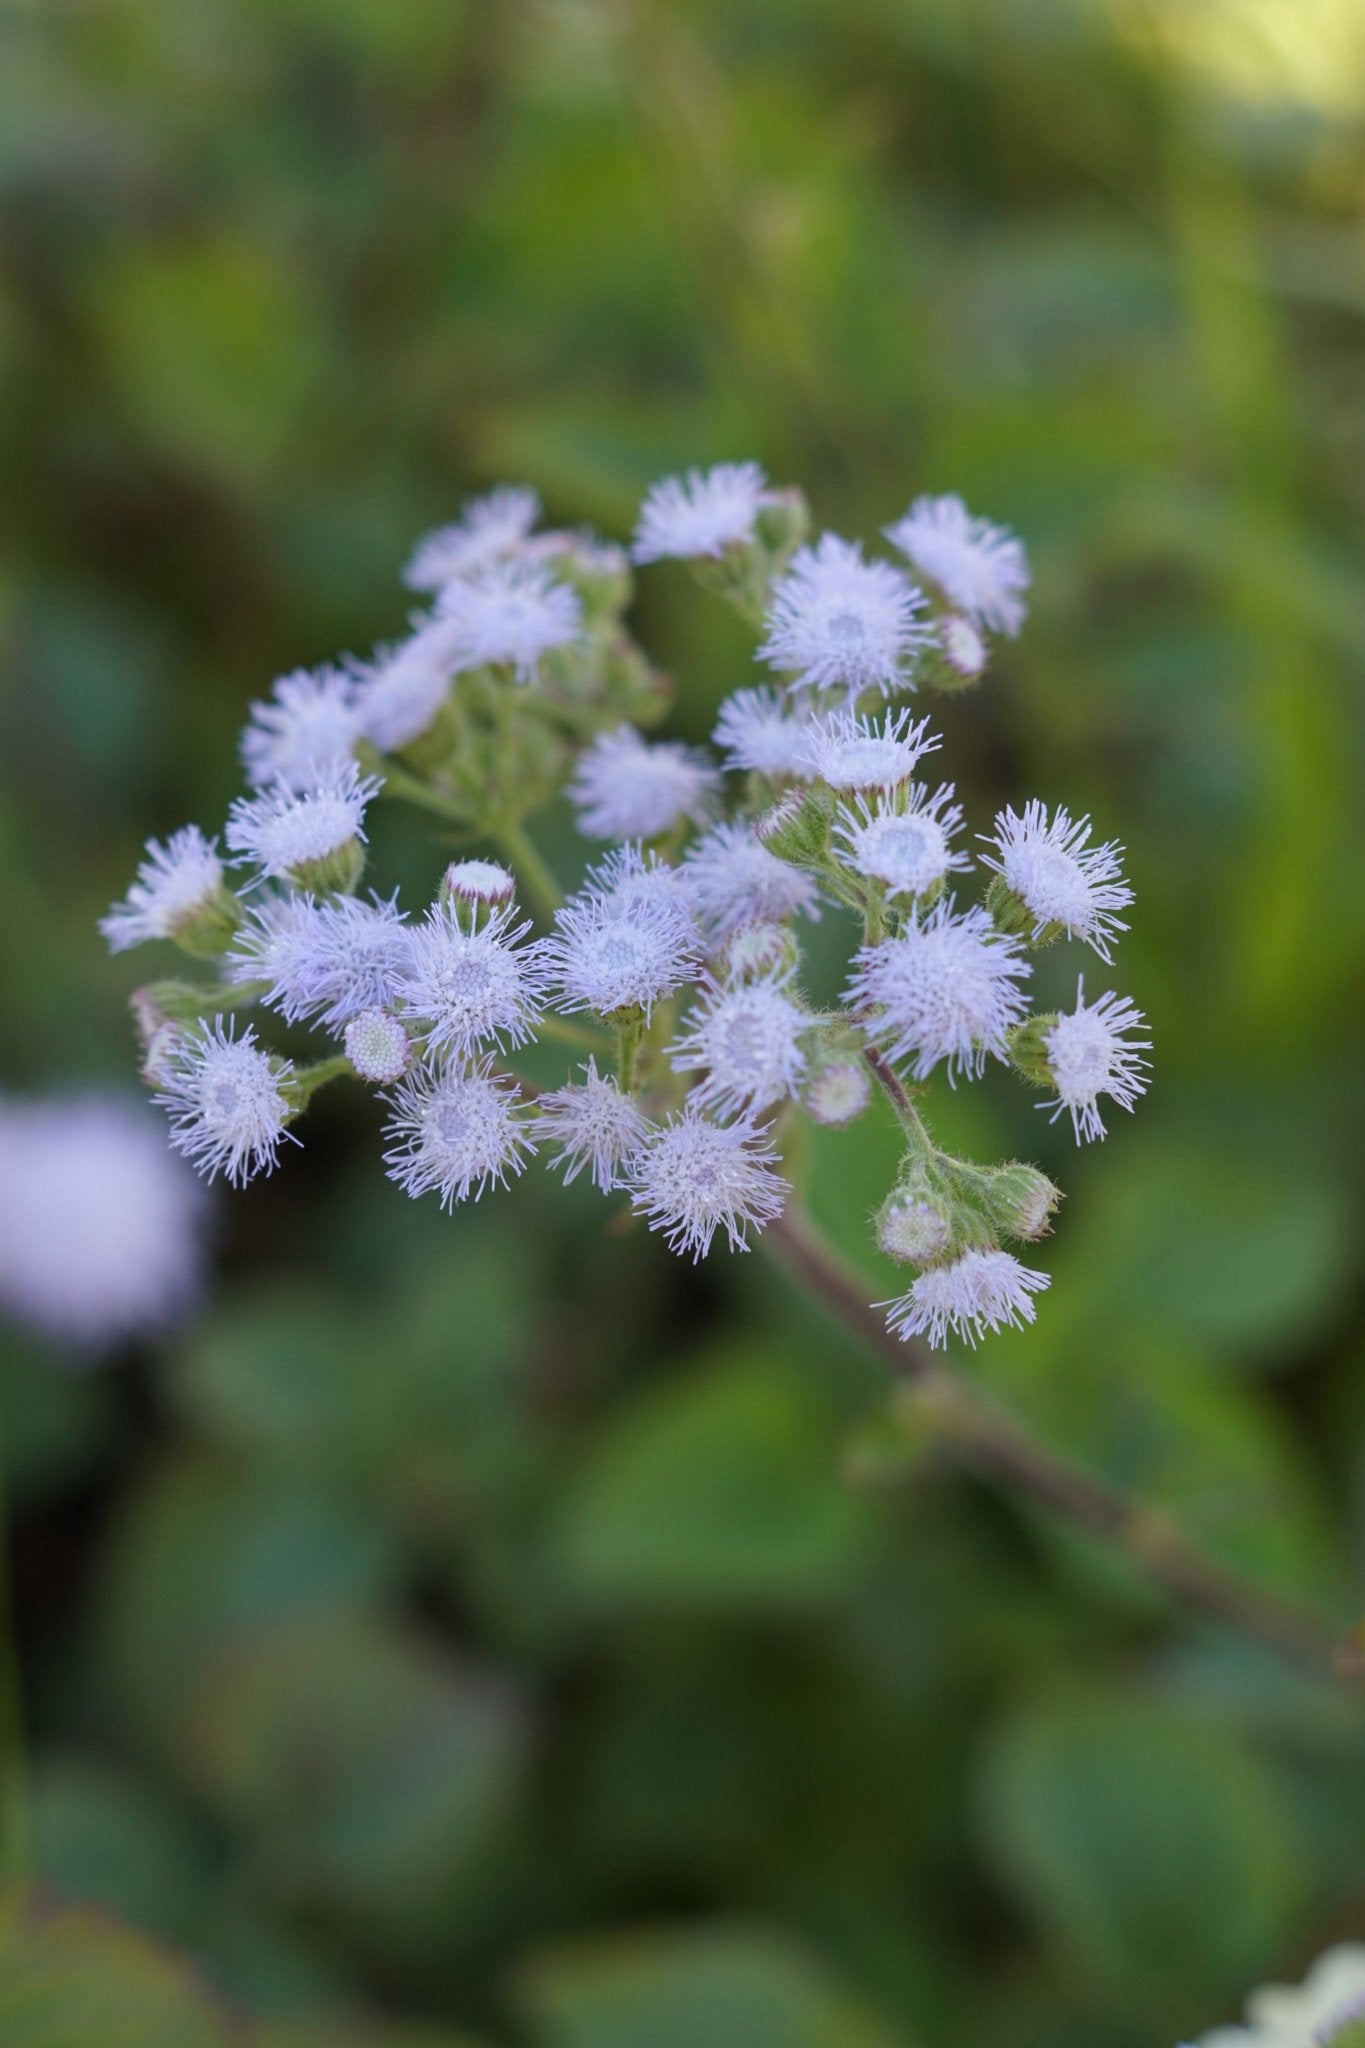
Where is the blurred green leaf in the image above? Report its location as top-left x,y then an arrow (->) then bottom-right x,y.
0,1887 -> 232,2048
980,1690 -> 1306,2005
553,1347 -> 879,1610
30,1753 -> 215,1943
519,1924 -> 916,2048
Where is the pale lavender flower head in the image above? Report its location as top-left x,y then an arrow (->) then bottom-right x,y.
394,900 -> 549,1062
797,706 -> 939,794
626,1106 -> 788,1260
981,801 -> 1133,962
435,559 -> 582,679
343,1007 -> 412,1086
101,827 -> 227,954
228,892 -> 412,1029
536,1059 -> 651,1191
1041,980 -> 1151,1143
632,461 -> 775,563
759,534 -> 930,697
834,784 -> 970,900
352,620 -> 460,753
155,1020 -> 295,1187
240,665 -> 360,792
0,1095 -> 207,1349
883,1248 -> 1048,1349
383,1061 -> 535,1209
669,974 -> 808,1117
404,485 -> 541,591
712,687 -> 815,779
878,1196 -> 950,1265
683,821 -> 820,941
803,1060 -> 871,1127
849,899 -> 1031,1083
569,723 -> 720,842
545,846 -> 701,1020
226,764 -> 380,884
885,494 -> 1030,636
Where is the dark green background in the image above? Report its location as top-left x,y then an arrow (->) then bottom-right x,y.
2,3 -> 1363,2044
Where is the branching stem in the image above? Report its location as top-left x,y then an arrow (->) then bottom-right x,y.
764,1200 -> 1348,1681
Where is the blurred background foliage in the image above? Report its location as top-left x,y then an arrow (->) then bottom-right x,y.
1,0 -> 1364,2043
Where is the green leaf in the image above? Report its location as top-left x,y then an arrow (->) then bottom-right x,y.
519,1924 -> 915,2048
552,1348 -> 878,1610
0,1888 -> 232,2048
30,1754 -> 215,1944
980,1690 -> 1306,2006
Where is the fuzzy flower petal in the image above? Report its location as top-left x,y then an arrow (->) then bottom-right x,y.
632,461 -> 775,563
1041,980 -> 1151,1142
849,899 -> 1031,1083
834,784 -> 970,900
883,1248 -> 1048,1349
712,687 -> 816,778
683,821 -> 821,941
626,1107 -> 788,1260
393,901 -> 550,1062
669,974 -> 808,1116
981,800 -> 1133,961
435,559 -> 582,679
885,493 -> 1030,636
759,533 -> 930,697
101,827 -> 227,954
569,724 -> 720,842
226,765 -> 379,882
383,1061 -> 535,1208
536,1059 -> 651,1191
797,707 -> 940,793
241,666 -> 360,792
154,1021 -> 295,1188
404,486 -> 542,591
544,847 -> 702,1020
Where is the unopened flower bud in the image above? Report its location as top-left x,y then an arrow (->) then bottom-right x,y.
877,1193 -> 951,1264
804,1059 -> 871,1128
754,783 -> 833,869
719,921 -> 800,983
979,1162 -> 1062,1242
440,859 -> 517,926
753,486 -> 810,562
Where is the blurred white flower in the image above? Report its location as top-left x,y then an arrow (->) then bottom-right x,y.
0,1095 -> 208,1349
1188,1945 -> 1365,2048
632,461 -> 775,562
100,827 -> 227,954
760,534 -> 929,697
569,724 -> 720,841
885,493 -> 1030,636
404,485 -> 542,591
240,665 -> 360,792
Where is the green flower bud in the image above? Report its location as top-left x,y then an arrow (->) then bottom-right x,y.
1005,1013 -> 1062,1088
977,1161 -> 1063,1242
755,782 -> 835,869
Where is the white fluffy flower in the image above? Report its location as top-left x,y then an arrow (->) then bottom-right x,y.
229,892 -> 412,1029
834,785 -> 969,900
1040,981 -> 1151,1142
536,1060 -> 651,1191
343,1008 -> 412,1085
940,613 -> 987,679
155,1021 -> 295,1187
240,666 -> 360,792
803,1059 -> 871,1127
712,687 -> 815,778
383,1061 -> 534,1209
670,974 -> 808,1116
0,1096 -> 207,1348
632,461 -> 775,563
797,706 -> 939,793
849,900 -> 1031,1083
545,847 -> 701,1019
569,724 -> 720,841
101,827 -> 228,954
683,821 -> 820,940
352,620 -> 460,753
981,801 -> 1133,962
884,1248 -> 1048,1349
626,1107 -> 788,1260
404,485 -> 541,591
1188,1945 -> 1365,2048
885,494 -> 1030,636
226,764 -> 379,883
759,534 -> 929,697
877,1197 -> 950,1264
435,559 -> 582,679
394,901 -> 549,1061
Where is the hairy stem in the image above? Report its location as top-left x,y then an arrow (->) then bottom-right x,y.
764,1200 -> 1347,1680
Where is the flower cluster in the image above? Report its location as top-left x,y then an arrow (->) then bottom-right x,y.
104,466 -> 1149,1348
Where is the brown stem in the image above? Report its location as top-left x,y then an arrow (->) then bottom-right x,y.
764,1201 -> 1348,1680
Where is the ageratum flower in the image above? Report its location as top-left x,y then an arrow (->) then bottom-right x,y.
798,707 -> 940,794
394,900 -> 550,1062
850,900 -> 1031,1083
883,1248 -> 1049,1349
834,784 -> 970,900
759,534 -> 929,697
632,461 -> 775,563
536,1060 -> 651,1192
1040,981 -> 1151,1142
545,847 -> 701,1020
241,665 -> 360,792
712,687 -> 816,779
670,973 -> 808,1116
404,485 -> 542,592
435,559 -> 582,679
885,493 -> 1030,637
981,800 -> 1133,962
101,827 -> 229,954
383,1061 -> 535,1209
155,1021 -> 295,1187
226,764 -> 379,886
569,724 -> 720,842
683,821 -> 820,940
228,892 -> 413,1030
626,1107 -> 788,1259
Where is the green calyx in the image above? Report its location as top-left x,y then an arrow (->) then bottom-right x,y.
1005,1014 -> 1060,1089
169,883 -> 244,959
286,835 -> 366,897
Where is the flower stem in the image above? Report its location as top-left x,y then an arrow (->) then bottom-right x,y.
496,820 -> 564,921
0,1462 -> 27,1883
763,1199 -> 1349,1681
